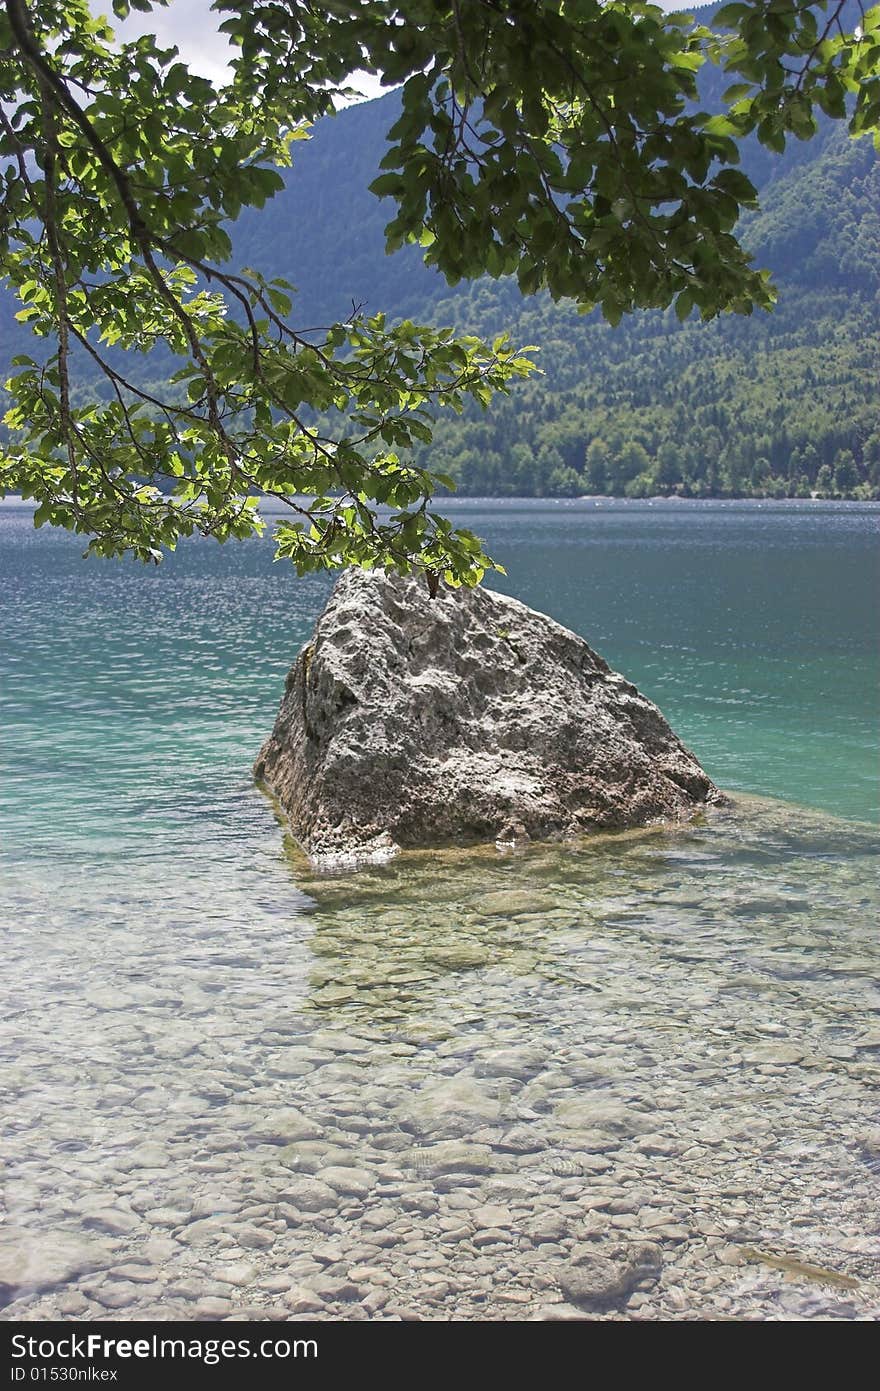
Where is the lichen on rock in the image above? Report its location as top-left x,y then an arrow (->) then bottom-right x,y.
254,568 -> 723,865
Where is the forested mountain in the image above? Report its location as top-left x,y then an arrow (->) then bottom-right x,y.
417,125 -> 879,499
2,3 -> 877,499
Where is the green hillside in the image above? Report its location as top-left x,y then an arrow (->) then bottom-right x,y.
2,3 -> 877,500
416,124 -> 880,499
262,90 -> 878,500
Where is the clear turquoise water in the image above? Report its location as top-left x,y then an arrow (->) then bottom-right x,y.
1,498 -> 879,1322
1,498 -> 877,871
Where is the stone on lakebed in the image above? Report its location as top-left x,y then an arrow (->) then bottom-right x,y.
254,568 -> 722,865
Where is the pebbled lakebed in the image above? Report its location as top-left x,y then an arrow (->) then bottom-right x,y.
1,499 -> 878,1320
2,797 -> 878,1322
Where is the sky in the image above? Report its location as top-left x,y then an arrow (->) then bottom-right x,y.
114,0 -> 231,84
113,0 -> 387,97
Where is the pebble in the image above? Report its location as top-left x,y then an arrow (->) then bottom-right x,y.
108,1264 -> 162,1284
94,1282 -> 153,1309
316,1166 -> 376,1198
236,1225 -> 276,1251
214,1262 -> 258,1287
284,1286 -> 326,1314
470,1204 -> 515,1229
479,891 -> 554,916
252,1109 -> 325,1144
401,1079 -> 503,1139
474,1048 -> 547,1078
4,798 -> 878,1323
193,1297 -> 233,1318
279,1178 -> 338,1213
0,1228 -> 111,1299
859,1130 -> 880,1159
81,1209 -> 141,1236
473,1228 -> 512,1247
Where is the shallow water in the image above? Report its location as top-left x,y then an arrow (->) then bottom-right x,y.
1,801 -> 879,1320
1,499 -> 878,1320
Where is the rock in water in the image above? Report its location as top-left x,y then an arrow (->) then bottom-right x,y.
254,569 -> 722,864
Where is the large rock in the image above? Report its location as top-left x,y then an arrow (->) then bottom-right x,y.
254,569 -> 722,864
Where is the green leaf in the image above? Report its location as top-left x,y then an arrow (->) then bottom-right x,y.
2,0 -> 868,586
675,290 -> 694,322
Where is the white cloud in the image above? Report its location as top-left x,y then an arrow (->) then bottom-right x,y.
109,0 -> 387,99
111,0 -> 234,84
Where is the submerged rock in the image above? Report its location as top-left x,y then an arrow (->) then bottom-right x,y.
0,1228 -> 111,1307
254,568 -> 722,864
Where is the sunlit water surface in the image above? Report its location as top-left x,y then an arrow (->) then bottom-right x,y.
1,499 -> 878,1321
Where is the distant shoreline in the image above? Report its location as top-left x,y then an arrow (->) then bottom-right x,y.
3,493 -> 879,513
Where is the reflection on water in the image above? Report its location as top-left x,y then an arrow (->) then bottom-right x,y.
1,797 -> 878,1321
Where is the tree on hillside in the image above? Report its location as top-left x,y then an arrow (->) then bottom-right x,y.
0,0 -> 877,585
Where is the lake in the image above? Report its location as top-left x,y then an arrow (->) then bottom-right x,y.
1,498 -> 878,1321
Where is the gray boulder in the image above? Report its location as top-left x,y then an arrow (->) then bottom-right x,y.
254,568 -> 722,864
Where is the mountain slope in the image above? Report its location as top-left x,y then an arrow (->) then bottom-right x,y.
243,85 -> 877,499
1,6 -> 877,499
416,124 -> 879,498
